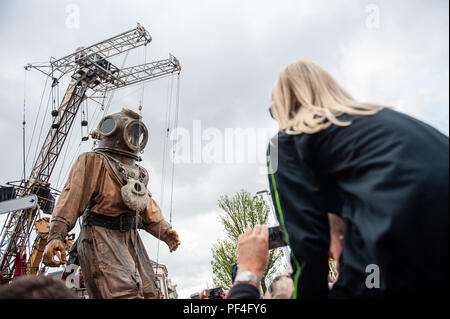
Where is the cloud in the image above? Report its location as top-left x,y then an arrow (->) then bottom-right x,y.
336,1 -> 449,134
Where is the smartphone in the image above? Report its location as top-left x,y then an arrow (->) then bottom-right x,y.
268,225 -> 287,250
231,262 -> 238,282
207,287 -> 223,299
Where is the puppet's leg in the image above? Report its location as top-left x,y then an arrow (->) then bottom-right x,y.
77,225 -> 145,298
130,230 -> 161,299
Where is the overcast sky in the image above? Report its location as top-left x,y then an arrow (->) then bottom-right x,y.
0,0 -> 448,298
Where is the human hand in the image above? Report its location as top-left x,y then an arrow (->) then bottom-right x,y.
43,239 -> 67,267
267,275 -> 294,299
165,229 -> 180,252
236,225 -> 269,280
220,288 -> 228,299
200,289 -> 208,299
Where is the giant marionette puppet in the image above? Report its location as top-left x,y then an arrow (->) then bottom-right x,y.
42,108 -> 180,299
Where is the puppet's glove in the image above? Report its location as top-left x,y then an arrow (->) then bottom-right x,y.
43,217 -> 69,267
165,229 -> 180,252
43,239 -> 67,267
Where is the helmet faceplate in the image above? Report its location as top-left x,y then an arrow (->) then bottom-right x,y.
92,108 -> 148,160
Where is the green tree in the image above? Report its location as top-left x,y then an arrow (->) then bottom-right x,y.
210,189 -> 283,293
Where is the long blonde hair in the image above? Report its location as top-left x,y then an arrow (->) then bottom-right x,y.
270,61 -> 384,134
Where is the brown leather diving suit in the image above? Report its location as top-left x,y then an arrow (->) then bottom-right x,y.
43,109 -> 180,299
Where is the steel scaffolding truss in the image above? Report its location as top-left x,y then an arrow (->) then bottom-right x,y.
28,23 -> 152,80
93,54 -> 181,92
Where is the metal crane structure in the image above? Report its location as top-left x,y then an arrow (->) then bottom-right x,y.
0,23 -> 181,280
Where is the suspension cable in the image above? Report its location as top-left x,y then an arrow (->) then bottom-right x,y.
55,111 -> 79,190
168,74 -> 181,225
57,140 -> 83,191
103,51 -> 130,117
155,74 -> 175,273
22,68 -> 27,186
134,43 -> 147,281
25,75 -> 49,165
31,84 -> 53,169
159,75 -> 175,211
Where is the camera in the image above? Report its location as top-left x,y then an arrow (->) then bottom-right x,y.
207,287 -> 223,299
268,225 -> 287,250
230,226 -> 287,283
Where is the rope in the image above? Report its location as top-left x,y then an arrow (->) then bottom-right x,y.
139,46 -> 146,108
103,50 -> 130,117
159,75 -> 175,210
86,49 -> 130,153
55,111 -> 79,190
25,76 -> 49,166
133,44 -> 146,283
88,99 -> 106,145
155,74 -> 175,275
168,74 -> 181,225
22,69 -> 27,186
31,84 -> 53,170
96,74 -> 174,109
56,139 -> 83,191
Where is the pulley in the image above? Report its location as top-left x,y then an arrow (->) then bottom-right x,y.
80,106 -> 88,141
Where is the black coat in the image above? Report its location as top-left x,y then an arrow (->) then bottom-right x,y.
267,108 -> 449,298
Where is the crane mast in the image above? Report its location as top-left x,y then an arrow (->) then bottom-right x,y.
0,23 -> 181,279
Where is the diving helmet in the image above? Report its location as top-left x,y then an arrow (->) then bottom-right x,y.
91,108 -> 148,161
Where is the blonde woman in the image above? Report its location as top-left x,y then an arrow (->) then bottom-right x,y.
267,61 -> 448,298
